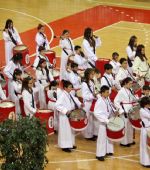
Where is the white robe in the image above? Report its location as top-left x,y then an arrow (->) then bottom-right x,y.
59,38 -> 74,80
94,96 -> 114,157
82,37 -> 101,66
81,80 -> 95,138
68,71 -> 81,90
73,53 -> 88,70
0,84 -> 7,100
55,90 -> 81,148
22,89 -> 37,117
101,73 -> 116,89
35,32 -> 50,55
126,46 -> 136,62
36,68 -> 54,109
114,87 -> 136,145
140,108 -> 150,166
132,56 -> 150,82
3,27 -> 22,64
109,60 -> 121,77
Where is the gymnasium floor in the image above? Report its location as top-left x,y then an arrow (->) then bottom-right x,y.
0,0 -> 150,169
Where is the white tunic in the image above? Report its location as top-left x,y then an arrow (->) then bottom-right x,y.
59,38 -> 74,80
55,90 -> 81,148
109,60 -> 121,77
3,27 -> 22,64
126,46 -> 136,62
82,37 -> 101,66
73,53 -> 88,70
22,89 -> 37,117
132,56 -> 150,82
101,73 -> 116,88
140,108 -> 150,166
68,71 -> 81,90
94,96 -> 114,157
35,32 -> 50,54
0,84 -> 7,100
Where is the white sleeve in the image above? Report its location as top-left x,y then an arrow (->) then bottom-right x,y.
0,84 -> 7,100
3,62 -> 13,79
47,90 -> 54,99
33,57 -> 40,68
59,39 -> 65,49
55,95 -> 68,114
126,46 -> 136,60
22,90 -> 36,113
132,57 -> 141,75
3,31 -> 11,42
82,40 -> 97,61
101,77 -> 109,87
35,33 -> 44,46
114,91 -> 124,114
140,109 -> 150,119
81,82 -> 95,101
94,99 -> 109,124
49,70 -> 54,82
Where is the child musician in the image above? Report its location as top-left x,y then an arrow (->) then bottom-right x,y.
109,52 -> 120,78
114,77 -> 137,147
141,85 -> 150,98
94,85 -> 116,161
33,46 -> 53,69
73,45 -> 88,70
11,69 -> 22,117
36,59 -> 54,109
139,97 -> 150,168
3,19 -> 22,64
55,80 -> 82,152
22,77 -> 38,117
82,27 -> 101,68
35,24 -> 50,55
59,30 -> 74,80
81,68 -> 97,140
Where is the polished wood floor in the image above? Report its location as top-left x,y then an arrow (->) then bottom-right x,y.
0,0 -> 150,169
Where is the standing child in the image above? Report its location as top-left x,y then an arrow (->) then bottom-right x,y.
55,80 -> 82,152
141,85 -> 150,97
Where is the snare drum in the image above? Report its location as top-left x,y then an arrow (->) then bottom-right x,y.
147,130 -> 150,150
96,58 -> 110,76
69,109 -> 88,131
44,50 -> 56,67
107,117 -> 125,142
90,99 -> 97,112
128,103 -> 142,130
13,45 -> 30,66
0,101 -> 15,122
51,69 -> 60,80
35,109 -> 54,135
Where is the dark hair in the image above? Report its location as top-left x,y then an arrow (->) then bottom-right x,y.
37,58 -> 46,68
4,19 -> 14,32
37,24 -> 44,30
61,80 -> 73,89
140,96 -> 150,108
100,85 -> 109,93
119,58 -> 127,65
12,53 -> 23,64
94,68 -> 101,74
71,62 -> 78,68
128,35 -> 137,50
38,46 -> 45,52
112,52 -> 119,59
22,76 -> 33,92
84,68 -> 94,83
104,63 -> 113,70
62,29 -> 69,35
143,85 -> 150,91
49,80 -> 58,89
84,27 -> 95,51
135,44 -> 147,62
121,77 -> 132,87
74,45 -> 81,51
13,69 -> 22,81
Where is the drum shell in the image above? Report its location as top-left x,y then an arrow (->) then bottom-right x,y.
110,90 -> 117,102
35,110 -> 54,135
106,128 -> 124,141
69,117 -> 88,131
44,50 -> 56,67
0,101 -> 15,122
129,119 -> 142,130
96,58 -> 110,76
13,45 -> 30,66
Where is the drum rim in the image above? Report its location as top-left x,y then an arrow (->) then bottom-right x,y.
37,109 -> 53,113
13,44 -> 28,50
44,50 -> 55,54
0,101 -> 15,107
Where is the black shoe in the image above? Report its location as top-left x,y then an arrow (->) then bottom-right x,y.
85,137 -> 97,141
120,143 -> 131,147
142,165 -> 150,168
96,156 -> 105,161
62,148 -> 71,152
130,141 -> 136,145
106,153 -> 113,156
70,146 -> 77,149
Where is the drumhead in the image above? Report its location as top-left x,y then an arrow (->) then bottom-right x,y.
0,101 -> 14,108
14,45 -> 27,51
38,109 -> 52,113
44,50 -> 54,54
69,109 -> 86,120
107,117 -> 124,132
128,104 -> 140,120
52,70 -> 60,77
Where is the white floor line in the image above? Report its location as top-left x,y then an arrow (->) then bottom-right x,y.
116,157 -> 139,163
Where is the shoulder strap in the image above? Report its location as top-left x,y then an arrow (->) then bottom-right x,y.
8,30 -> 17,45
69,94 -> 78,109
103,76 -> 111,87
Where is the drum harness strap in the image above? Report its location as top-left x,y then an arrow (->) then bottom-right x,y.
8,30 -> 17,45
87,61 -> 96,68
67,94 -> 78,118
103,76 -> 112,88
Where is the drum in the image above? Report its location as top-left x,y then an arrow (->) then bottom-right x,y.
90,99 -> 97,112
13,45 -> 30,66
0,101 -> 15,122
147,130 -> 150,150
96,58 -> 110,76
51,69 -> 60,80
107,117 -> 125,142
69,109 -> 88,131
128,103 -> 142,130
35,109 -> 54,135
44,50 -> 56,67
